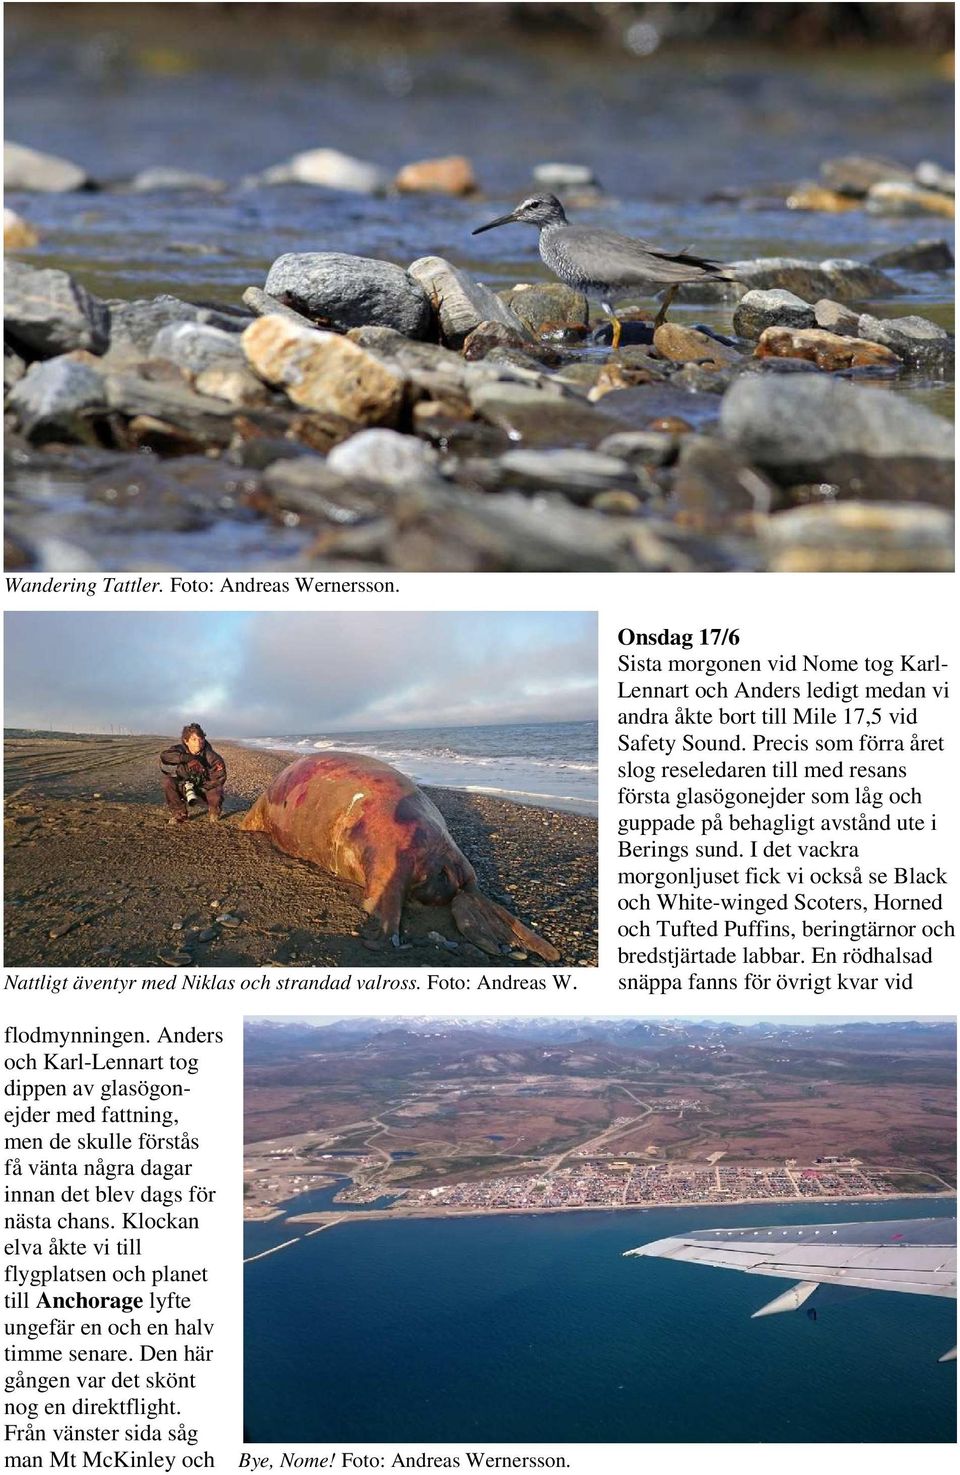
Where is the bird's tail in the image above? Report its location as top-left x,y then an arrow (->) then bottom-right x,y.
653,248 -> 739,283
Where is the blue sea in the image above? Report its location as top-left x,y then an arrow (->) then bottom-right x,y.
243,1196 -> 956,1444
242,720 -> 598,816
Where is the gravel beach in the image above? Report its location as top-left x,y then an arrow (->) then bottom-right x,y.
3,734 -> 597,967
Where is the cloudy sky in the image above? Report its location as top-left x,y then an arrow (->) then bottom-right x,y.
5,612 -> 597,736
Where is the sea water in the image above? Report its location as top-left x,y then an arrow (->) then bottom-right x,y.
243,1196 -> 956,1443
242,720 -> 599,816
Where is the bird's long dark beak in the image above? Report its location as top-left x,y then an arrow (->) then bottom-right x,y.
472,210 -> 519,236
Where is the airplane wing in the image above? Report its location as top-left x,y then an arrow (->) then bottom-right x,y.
624,1216 -> 956,1358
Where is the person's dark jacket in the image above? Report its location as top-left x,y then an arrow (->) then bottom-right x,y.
159,742 -> 227,790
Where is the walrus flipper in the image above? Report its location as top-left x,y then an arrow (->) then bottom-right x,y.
451,890 -> 560,963
362,870 -> 406,949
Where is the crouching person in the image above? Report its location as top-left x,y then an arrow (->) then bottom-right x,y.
160,723 -> 227,825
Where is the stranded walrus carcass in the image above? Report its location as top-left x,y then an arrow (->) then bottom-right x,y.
240,751 -> 560,960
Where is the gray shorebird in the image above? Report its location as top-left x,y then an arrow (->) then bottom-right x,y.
473,192 -> 737,348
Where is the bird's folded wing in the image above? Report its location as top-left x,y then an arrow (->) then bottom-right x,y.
560,225 -> 727,284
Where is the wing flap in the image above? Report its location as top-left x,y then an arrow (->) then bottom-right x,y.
625,1218 -> 957,1299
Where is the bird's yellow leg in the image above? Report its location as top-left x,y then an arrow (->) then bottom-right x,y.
654,285 -> 679,331
601,300 -> 621,353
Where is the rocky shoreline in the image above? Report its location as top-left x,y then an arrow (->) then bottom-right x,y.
5,143 -> 955,573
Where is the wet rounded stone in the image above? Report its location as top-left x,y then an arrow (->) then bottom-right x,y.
819,153 -> 913,195
193,363 -> 271,408
408,256 -> 527,349
869,239 -> 954,273
4,260 -> 110,359
710,256 -> 902,305
785,185 -> 859,213
394,155 -> 478,195
242,315 -> 405,426
8,355 -> 107,441
462,320 -> 529,359
264,252 -> 434,339
326,429 -> 441,486
733,289 -> 816,339
83,456 -> 254,533
914,161 -> 955,194
106,295 -> 249,360
129,167 -> 226,193
257,148 -> 388,193
501,283 -> 589,338
866,181 -> 955,217
812,299 -> 861,336
754,326 -> 900,371
469,381 -> 619,449
150,321 -> 246,373
591,489 -> 644,516
653,323 -> 743,368
596,430 -> 678,466
533,162 -> 599,189
670,435 -> 774,533
4,140 -> 89,192
856,313 -> 954,367
4,208 -> 40,249
496,448 -> 636,501
720,373 -> 953,504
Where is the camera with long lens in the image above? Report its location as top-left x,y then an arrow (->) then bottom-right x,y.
183,779 -> 199,806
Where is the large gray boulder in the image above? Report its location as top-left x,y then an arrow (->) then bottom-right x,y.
264,252 -> 434,339
4,260 -> 110,358
720,374 -> 953,504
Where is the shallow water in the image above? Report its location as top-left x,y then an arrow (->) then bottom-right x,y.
5,27 -> 954,569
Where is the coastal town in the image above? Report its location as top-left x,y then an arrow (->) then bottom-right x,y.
384,1158 -> 897,1212
244,1140 -> 945,1222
